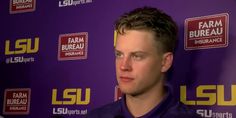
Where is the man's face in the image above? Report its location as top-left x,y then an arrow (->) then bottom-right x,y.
115,30 -> 166,96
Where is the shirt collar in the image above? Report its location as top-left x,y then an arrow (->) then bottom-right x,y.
121,84 -> 174,118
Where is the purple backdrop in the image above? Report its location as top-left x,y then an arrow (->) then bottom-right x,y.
1,0 -> 236,118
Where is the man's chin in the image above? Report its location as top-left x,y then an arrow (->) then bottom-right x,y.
119,88 -> 139,96
119,87 -> 133,94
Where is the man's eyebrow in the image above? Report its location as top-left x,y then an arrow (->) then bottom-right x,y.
114,49 -> 122,53
131,51 -> 148,54
132,51 -> 145,53
115,50 -> 148,54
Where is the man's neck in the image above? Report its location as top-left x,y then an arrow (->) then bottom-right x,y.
125,80 -> 166,117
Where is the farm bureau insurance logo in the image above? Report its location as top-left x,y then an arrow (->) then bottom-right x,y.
4,37 -> 39,64
3,88 -> 31,115
58,0 -> 93,7
9,0 -> 36,14
184,13 -> 229,50
58,32 -> 88,61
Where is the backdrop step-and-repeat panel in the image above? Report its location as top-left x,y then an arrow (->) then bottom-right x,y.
0,0 -> 236,118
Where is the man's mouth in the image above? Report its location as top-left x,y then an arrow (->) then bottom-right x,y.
119,76 -> 134,82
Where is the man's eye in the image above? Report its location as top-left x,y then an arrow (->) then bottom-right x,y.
132,54 -> 143,60
115,52 -> 123,58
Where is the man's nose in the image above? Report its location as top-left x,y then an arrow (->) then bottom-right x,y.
120,56 -> 132,71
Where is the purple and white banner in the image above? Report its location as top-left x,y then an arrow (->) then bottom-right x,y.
0,0 -> 236,118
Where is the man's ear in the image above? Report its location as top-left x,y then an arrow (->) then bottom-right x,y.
161,52 -> 173,73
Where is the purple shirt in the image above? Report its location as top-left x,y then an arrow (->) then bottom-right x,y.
86,85 -> 201,118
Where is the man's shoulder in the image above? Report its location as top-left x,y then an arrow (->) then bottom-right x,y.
162,101 -> 201,118
86,100 -> 122,118
91,100 -> 121,113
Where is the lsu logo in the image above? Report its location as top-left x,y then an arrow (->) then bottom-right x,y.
52,88 -> 90,105
5,37 -> 39,55
180,85 -> 236,106
58,0 -> 93,7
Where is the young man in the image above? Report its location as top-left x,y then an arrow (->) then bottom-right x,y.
87,7 -> 201,118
